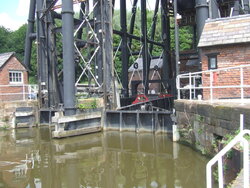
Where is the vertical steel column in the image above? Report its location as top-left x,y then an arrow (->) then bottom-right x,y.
196,0 -> 208,66
232,0 -> 240,16
37,0 -> 48,107
209,0 -> 219,19
120,0 -> 129,97
149,0 -> 160,55
47,3 -> 61,107
243,0 -> 250,13
161,0 -> 171,90
141,0 -> 150,94
24,0 -> 36,68
174,0 -> 179,76
94,0 -> 103,85
62,0 -> 75,116
196,0 -> 209,42
103,0 -> 114,108
77,2 -> 86,39
128,0 -> 138,48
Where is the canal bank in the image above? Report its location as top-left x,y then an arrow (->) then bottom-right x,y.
0,101 -> 38,129
175,99 -> 250,186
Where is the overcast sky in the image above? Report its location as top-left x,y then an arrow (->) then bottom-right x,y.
0,0 -> 156,31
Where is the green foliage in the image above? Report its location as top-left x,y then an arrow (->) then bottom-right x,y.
0,124 -> 9,131
0,24 -> 38,83
222,129 -> 240,145
196,114 -> 204,122
78,98 -> 97,109
112,9 -> 194,79
0,9 -> 194,84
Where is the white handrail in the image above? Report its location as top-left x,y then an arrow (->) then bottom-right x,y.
177,64 -> 250,101
206,129 -> 250,188
0,84 -> 38,101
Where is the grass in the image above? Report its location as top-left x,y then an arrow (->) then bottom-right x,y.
78,98 -> 98,109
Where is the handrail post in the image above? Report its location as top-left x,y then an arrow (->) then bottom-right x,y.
177,75 -> 181,99
210,71 -> 213,101
243,139 -> 249,188
206,164 -> 212,188
218,157 -> 224,188
23,84 -> 25,101
193,76 -> 196,99
240,66 -> 244,101
189,72 -> 192,100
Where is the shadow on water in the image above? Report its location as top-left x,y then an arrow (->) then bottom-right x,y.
0,127 -> 211,188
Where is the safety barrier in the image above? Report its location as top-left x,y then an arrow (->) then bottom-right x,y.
0,84 -> 38,101
177,64 -> 250,101
206,127 -> 249,188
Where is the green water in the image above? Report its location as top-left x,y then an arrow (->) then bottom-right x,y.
0,127 -> 210,188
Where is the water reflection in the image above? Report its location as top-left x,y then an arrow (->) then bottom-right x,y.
0,128 -> 209,188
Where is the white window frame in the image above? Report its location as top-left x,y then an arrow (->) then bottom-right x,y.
9,71 -> 23,84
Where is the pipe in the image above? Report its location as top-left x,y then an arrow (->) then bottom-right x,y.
195,0 -> 209,41
62,0 -> 75,116
24,0 -> 36,68
196,0 -> 209,66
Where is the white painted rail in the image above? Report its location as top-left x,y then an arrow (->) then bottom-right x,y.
0,84 -> 38,101
177,64 -> 250,101
206,129 -> 250,188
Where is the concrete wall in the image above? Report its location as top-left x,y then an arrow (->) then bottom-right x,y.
201,43 -> 250,100
0,101 -> 38,128
175,100 -> 250,155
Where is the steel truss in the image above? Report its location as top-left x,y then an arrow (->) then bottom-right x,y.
23,0 -> 249,123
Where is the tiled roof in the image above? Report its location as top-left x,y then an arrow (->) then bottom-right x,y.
0,52 -> 14,68
198,14 -> 250,48
128,58 -> 163,72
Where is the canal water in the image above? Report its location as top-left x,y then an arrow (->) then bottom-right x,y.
0,127 -> 210,188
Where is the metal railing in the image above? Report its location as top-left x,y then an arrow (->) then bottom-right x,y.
0,84 -> 38,101
206,128 -> 250,188
177,64 -> 250,101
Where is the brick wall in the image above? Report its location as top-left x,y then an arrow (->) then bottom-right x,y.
0,56 -> 28,101
201,43 -> 250,100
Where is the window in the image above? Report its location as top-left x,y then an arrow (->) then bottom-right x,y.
206,53 -> 219,70
9,71 -> 23,84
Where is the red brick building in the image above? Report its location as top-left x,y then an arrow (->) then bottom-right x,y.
198,15 -> 250,100
0,52 -> 28,101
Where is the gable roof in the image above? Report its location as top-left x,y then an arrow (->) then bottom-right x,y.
0,52 -> 15,69
198,14 -> 250,48
128,58 -> 163,72
0,52 -> 27,70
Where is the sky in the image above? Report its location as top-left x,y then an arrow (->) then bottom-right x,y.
0,0 -> 156,31
0,0 -> 30,31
